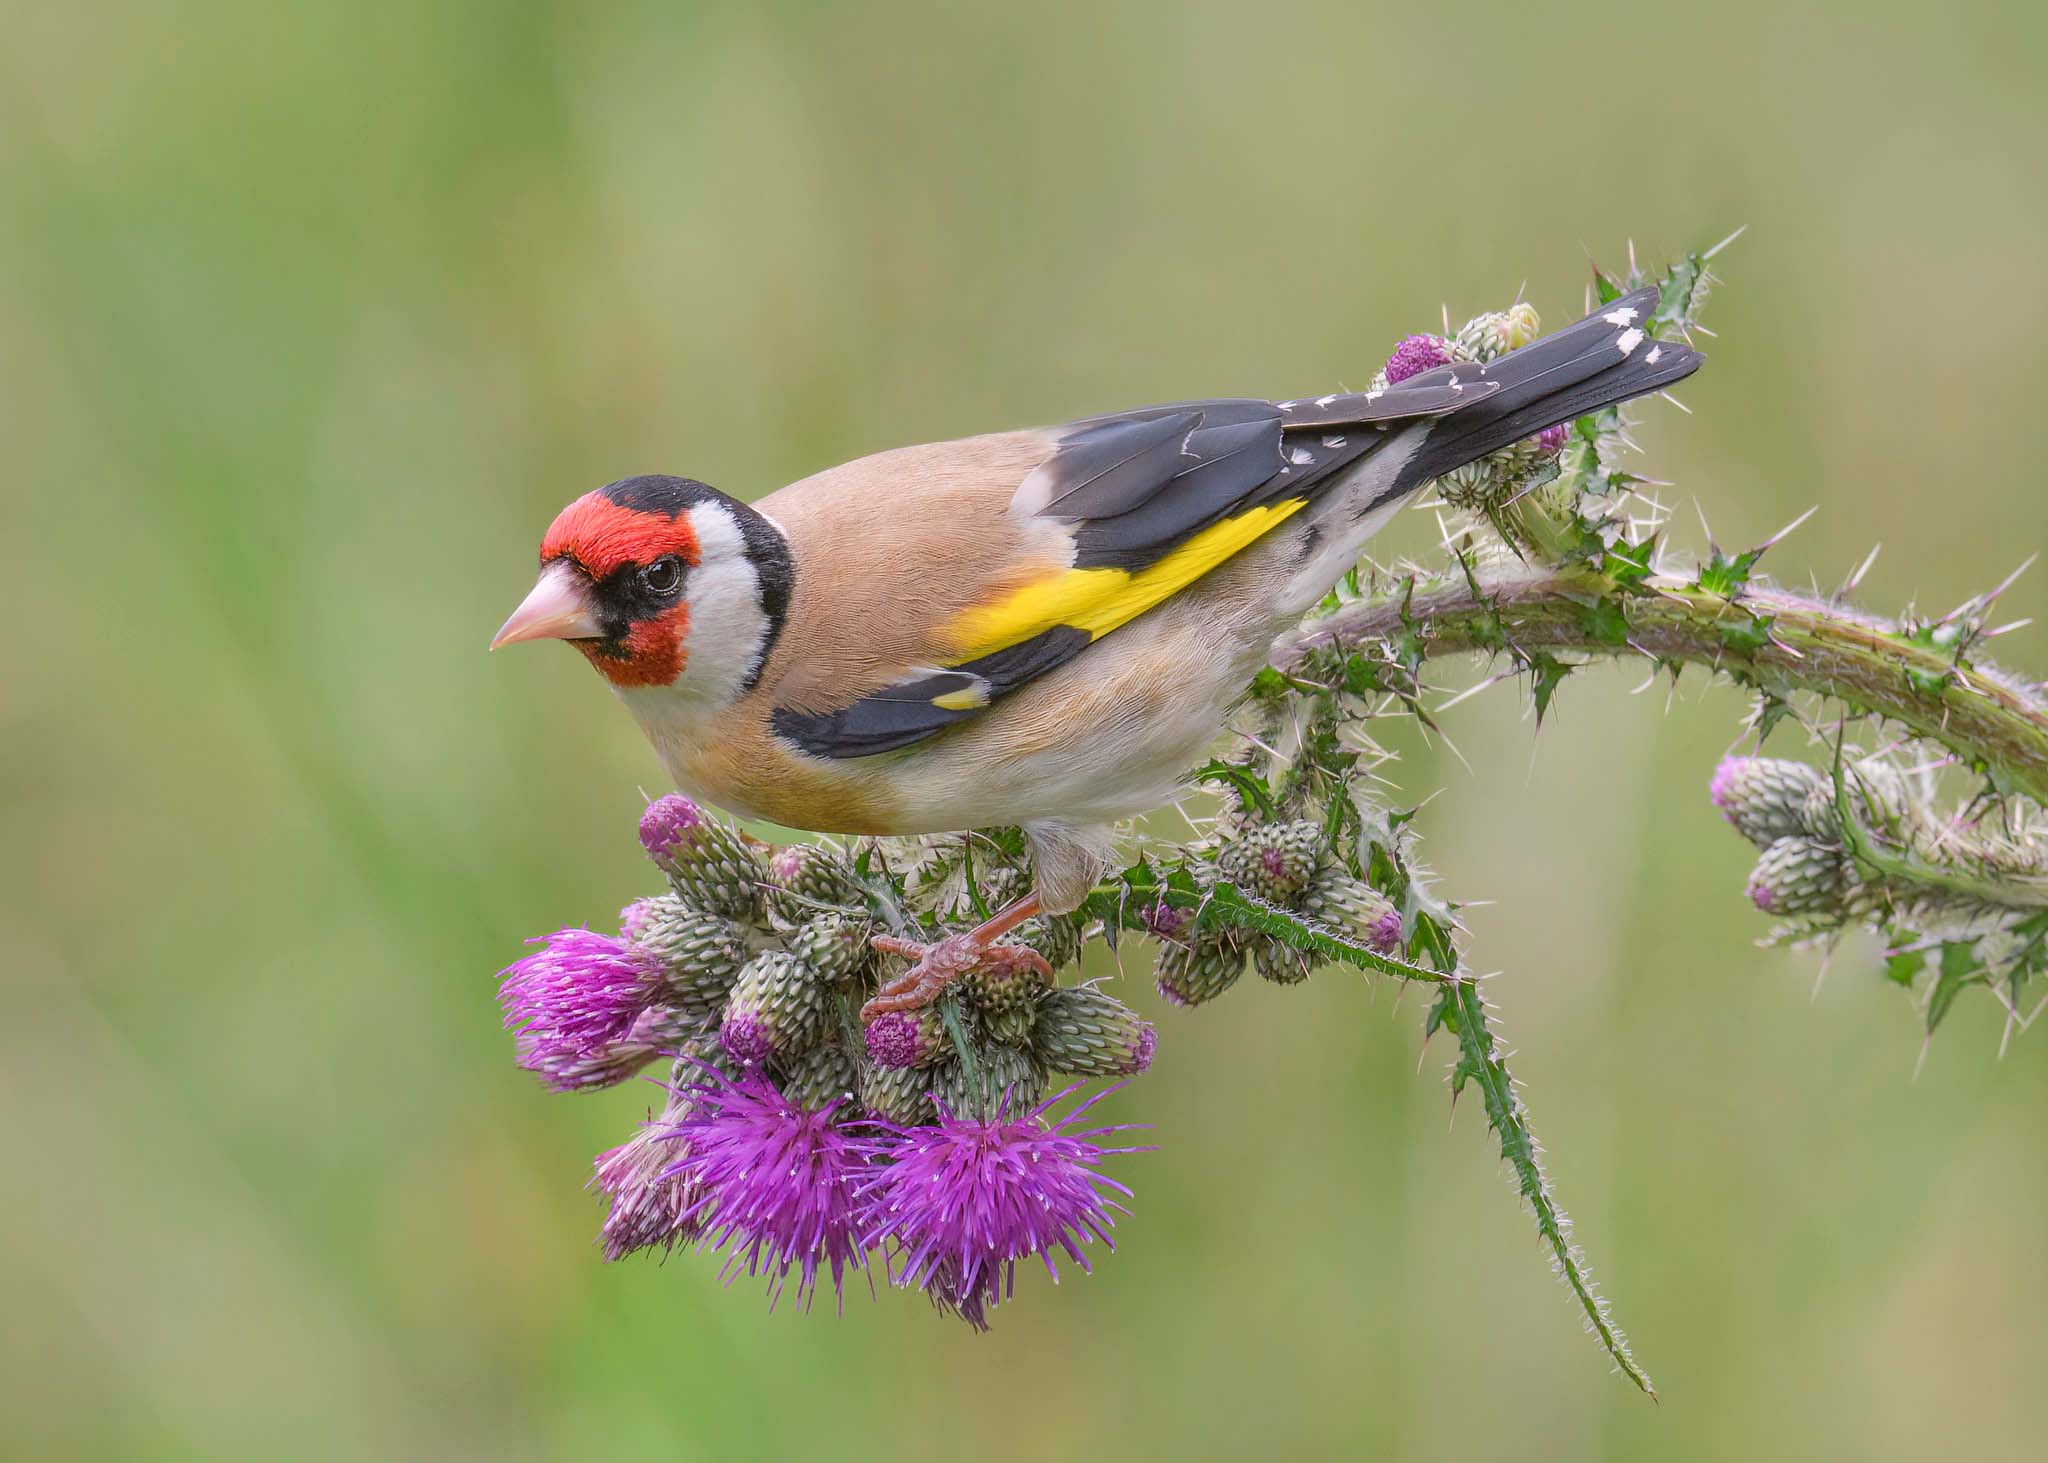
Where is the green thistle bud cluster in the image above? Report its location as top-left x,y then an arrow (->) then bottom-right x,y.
623,894 -> 750,1018
1218,819 -> 1324,902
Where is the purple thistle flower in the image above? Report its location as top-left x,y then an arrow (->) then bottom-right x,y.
1709,756 -> 1748,818
864,1008 -> 947,1070
1366,908 -> 1405,956
591,1094 -> 699,1260
661,1066 -> 869,1311
500,929 -> 666,1083
1384,334 -> 1449,384
517,1004 -> 693,1093
638,793 -> 711,866
719,1010 -> 775,1066
854,1085 -> 1145,1330
1532,421 -> 1571,454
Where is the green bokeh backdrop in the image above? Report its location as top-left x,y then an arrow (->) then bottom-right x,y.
4,3 -> 2045,1458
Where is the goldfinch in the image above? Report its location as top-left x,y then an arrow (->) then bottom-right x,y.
495,288 -> 1699,1015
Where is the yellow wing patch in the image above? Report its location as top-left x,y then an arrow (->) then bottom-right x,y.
945,500 -> 1307,660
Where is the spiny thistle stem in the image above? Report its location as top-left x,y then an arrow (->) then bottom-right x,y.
1276,565 -> 2048,806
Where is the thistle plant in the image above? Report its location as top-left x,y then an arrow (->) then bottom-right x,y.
493,234 -> 2048,1396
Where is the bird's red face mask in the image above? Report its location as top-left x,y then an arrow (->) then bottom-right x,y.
494,485 -> 702,689
494,475 -> 795,703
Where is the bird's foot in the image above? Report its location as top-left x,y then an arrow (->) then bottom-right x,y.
862,931 -> 1052,1020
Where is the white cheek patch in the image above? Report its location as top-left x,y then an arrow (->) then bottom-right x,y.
671,502 -> 771,708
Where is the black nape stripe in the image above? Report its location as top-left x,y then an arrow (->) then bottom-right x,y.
730,499 -> 795,693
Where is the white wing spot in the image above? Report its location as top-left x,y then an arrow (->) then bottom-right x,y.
1615,327 -> 1645,356
1321,435 -> 1346,448
1315,394 -> 1339,408
1365,389 -> 1383,402
1646,344 -> 1664,365
1289,447 -> 1315,465
1277,400 -> 1299,410
1603,306 -> 1640,326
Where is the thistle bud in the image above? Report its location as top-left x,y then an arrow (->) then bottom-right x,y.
1302,870 -> 1404,955
980,1003 -> 1037,1047
860,1059 -> 937,1125
1252,939 -> 1313,986
638,794 -> 762,919
772,1038 -> 859,1111
622,893 -> 750,1018
1455,306 -> 1537,363
1798,763 -> 1911,844
959,942 -> 1051,1010
1154,929 -> 1245,1007
864,1005 -> 950,1070
1218,820 -> 1324,903
765,842 -> 861,924
932,1045 -> 1045,1120
789,911 -> 871,983
1532,421 -> 1570,455
1746,837 -> 1853,918
1385,334 -> 1451,384
1031,986 -> 1156,1076
719,952 -> 825,1064
1710,757 -> 1826,849
1013,912 -> 1084,972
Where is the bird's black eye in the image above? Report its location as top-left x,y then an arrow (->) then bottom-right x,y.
639,556 -> 683,596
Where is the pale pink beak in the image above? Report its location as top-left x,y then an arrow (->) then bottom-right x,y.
491,562 -> 603,649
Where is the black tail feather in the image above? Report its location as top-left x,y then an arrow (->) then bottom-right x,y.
1390,286 -> 1703,492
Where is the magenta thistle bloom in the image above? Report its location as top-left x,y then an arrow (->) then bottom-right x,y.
591,1096 -> 699,1260
500,928 -> 665,1070
517,1004 -> 694,1093
1384,334 -> 1449,384
1366,908 -> 1404,955
864,1008 -> 947,1070
855,1085 -> 1145,1330
638,793 -> 712,866
618,897 -> 659,943
1532,421 -> 1571,454
661,1066 -> 869,1310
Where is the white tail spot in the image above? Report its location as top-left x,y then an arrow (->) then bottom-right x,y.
1322,435 -> 1347,448
1646,344 -> 1664,366
1315,394 -> 1339,408
1615,327 -> 1645,356
1289,447 -> 1315,465
1603,306 -> 1640,327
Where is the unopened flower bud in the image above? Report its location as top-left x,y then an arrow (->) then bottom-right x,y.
1746,837 -> 1853,917
1252,938 -> 1313,986
772,1039 -> 860,1111
638,794 -> 763,918
1710,757 -> 1827,848
1154,929 -> 1245,1007
1385,334 -> 1451,384
1455,308 -> 1535,363
1302,870 -> 1404,955
1532,421 -> 1570,455
860,1059 -> 937,1125
789,911 -> 871,982
719,952 -> 825,1064
932,1045 -> 1045,1121
981,1003 -> 1037,1046
623,893 -> 750,1018
959,942 -> 1051,1010
864,1006 -> 950,1070
1031,986 -> 1156,1076
765,842 -> 861,923
1219,820 -> 1324,903
1013,913 -> 1084,971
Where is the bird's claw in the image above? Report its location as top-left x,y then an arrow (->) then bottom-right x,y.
862,932 -> 1052,1020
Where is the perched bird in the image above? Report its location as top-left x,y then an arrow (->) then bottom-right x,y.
495,288 -> 1699,1016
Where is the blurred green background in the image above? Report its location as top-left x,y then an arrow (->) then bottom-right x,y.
4,2 -> 2045,1458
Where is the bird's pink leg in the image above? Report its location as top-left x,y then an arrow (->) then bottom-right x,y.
863,893 -> 1052,1020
